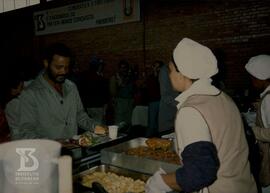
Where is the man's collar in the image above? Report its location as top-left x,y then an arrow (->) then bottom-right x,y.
43,73 -> 63,88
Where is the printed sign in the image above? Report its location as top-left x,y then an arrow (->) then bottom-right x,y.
33,0 -> 140,35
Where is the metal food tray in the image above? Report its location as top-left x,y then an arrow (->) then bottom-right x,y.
73,164 -> 150,193
101,137 -> 181,175
73,164 -> 150,182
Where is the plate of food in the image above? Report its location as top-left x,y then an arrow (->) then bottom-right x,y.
71,131 -> 111,147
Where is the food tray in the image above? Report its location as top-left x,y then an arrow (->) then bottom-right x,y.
73,164 -> 150,193
101,137 -> 181,175
73,164 -> 150,182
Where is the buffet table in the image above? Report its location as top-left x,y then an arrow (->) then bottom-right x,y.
70,134 -> 181,193
61,133 -> 132,175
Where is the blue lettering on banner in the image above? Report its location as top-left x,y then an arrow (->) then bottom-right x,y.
96,16 -> 116,25
61,18 -> 73,24
73,15 -> 94,23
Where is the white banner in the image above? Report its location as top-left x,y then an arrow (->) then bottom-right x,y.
33,0 -> 140,35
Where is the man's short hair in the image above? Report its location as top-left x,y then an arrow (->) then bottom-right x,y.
44,43 -> 72,64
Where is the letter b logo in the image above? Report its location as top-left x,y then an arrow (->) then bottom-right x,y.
16,148 -> 39,172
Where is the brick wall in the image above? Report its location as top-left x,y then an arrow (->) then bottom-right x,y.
1,0 -> 270,92
143,0 -> 270,91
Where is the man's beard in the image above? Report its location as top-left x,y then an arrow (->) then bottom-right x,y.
47,68 -> 66,84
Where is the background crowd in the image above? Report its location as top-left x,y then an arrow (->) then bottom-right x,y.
0,40 -> 269,193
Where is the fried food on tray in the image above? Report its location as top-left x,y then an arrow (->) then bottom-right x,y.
81,171 -> 145,193
145,138 -> 172,151
126,146 -> 180,165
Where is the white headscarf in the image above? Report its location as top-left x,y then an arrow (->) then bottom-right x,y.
245,55 -> 270,80
173,38 -> 218,79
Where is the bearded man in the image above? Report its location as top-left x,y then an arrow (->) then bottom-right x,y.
12,43 -> 106,140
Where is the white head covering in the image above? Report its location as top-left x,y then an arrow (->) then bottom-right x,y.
173,38 -> 218,79
245,55 -> 270,80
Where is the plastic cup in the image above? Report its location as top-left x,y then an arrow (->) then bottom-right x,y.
108,125 -> 118,139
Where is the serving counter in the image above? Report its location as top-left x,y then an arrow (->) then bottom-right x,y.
101,137 -> 180,175
69,133 -> 181,193
61,133 -> 131,174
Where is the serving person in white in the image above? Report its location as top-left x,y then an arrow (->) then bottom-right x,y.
245,55 -> 270,193
145,38 -> 257,193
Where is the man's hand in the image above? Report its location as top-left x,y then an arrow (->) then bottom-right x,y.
94,125 -> 108,135
145,168 -> 172,193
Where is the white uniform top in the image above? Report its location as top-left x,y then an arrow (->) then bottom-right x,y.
260,85 -> 270,128
174,78 -> 220,157
253,85 -> 270,142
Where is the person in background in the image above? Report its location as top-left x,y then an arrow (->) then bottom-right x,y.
245,55 -> 270,193
67,59 -> 81,87
145,38 -> 257,193
145,61 -> 163,137
109,60 -> 135,125
158,60 -> 179,134
0,68 -> 25,143
80,56 -> 109,124
1,70 -> 24,107
0,84 -> 10,143
13,43 -> 106,140
212,48 -> 227,91
3,70 -> 25,140
0,107 -> 9,143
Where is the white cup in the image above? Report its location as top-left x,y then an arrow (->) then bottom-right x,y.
108,125 -> 118,139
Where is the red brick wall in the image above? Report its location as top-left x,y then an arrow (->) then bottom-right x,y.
2,0 -> 270,92
143,0 -> 270,90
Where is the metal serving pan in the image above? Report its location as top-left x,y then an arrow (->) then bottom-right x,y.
101,137 -> 181,175
74,164 -> 150,182
73,164 -> 150,193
